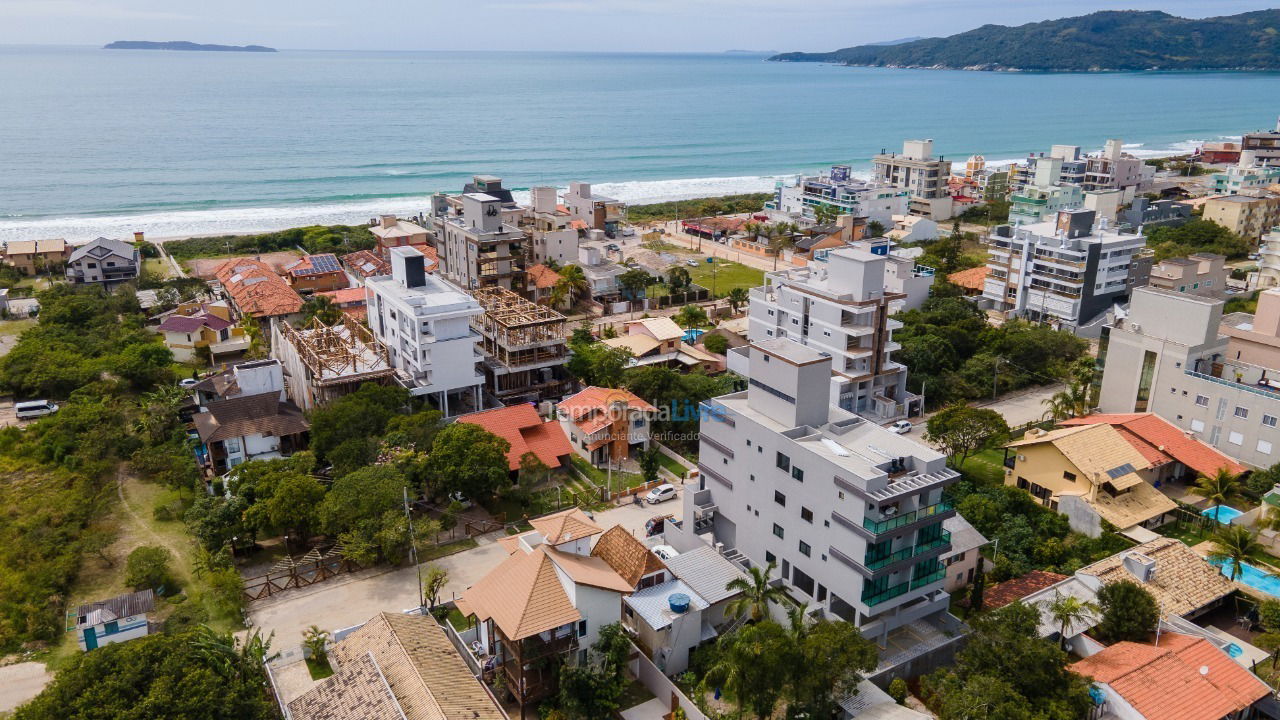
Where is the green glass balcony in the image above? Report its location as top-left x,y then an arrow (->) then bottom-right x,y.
914,529 -> 952,554
910,567 -> 946,590
862,580 -> 910,607
864,546 -> 914,571
862,500 -> 954,535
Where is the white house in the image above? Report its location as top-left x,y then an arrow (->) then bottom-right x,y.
65,236 -> 140,288
74,589 -> 155,651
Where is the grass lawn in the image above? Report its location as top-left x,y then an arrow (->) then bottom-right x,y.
656,452 -> 689,480
567,455 -> 642,492
306,657 -> 334,680
957,448 -> 1007,486
14,275 -> 52,290
687,260 -> 763,297
143,257 -> 173,279
1158,521 -> 1215,547
446,607 -> 471,632
0,318 -> 37,337
421,537 -> 478,562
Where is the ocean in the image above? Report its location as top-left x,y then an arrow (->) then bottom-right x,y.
2,45 -> 1279,242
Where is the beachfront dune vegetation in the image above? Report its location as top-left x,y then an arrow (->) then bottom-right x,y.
159,223 -> 376,260
625,193 -> 771,224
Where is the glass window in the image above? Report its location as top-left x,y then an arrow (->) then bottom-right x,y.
1264,415 -> 1277,428
776,452 -> 790,472
774,491 -> 786,507
801,507 -> 813,523
791,466 -> 804,482
1134,350 -> 1157,412
1235,406 -> 1250,419
799,541 -> 811,557
765,551 -> 776,565
772,524 -> 784,539
1195,395 -> 1209,407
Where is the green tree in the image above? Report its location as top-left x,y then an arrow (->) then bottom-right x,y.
125,546 -> 174,592
925,405 -> 1011,467
618,268 -> 652,300
787,620 -> 878,718
552,264 -> 591,307
565,341 -> 632,388
724,560 -> 787,622
302,625 -> 330,664
673,304 -> 708,328
969,554 -> 986,612
727,286 -> 749,314
1042,592 -> 1098,648
639,447 -> 662,484
319,465 -> 407,535
422,565 -> 449,609
299,294 -> 342,326
307,383 -> 409,462
667,266 -> 692,292
423,422 -> 511,500
265,472 -> 326,539
556,623 -> 632,720
888,677 -> 908,705
185,495 -> 249,552
1208,524 -> 1263,581
1093,580 -> 1159,643
702,332 -> 729,355
1191,467 -> 1245,514
705,620 -> 791,719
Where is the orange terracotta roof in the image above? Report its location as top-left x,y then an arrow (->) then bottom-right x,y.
1060,413 -> 1247,476
527,264 -> 562,290
983,570 -> 1067,609
545,547 -> 634,592
591,525 -> 667,588
558,386 -> 658,435
456,403 -> 573,471
530,508 -> 603,547
570,220 -> 589,231
213,258 -> 304,318
458,547 -> 580,641
417,245 -> 440,272
1070,633 -> 1269,720
319,287 -> 367,305
285,253 -> 343,277
947,265 -> 989,291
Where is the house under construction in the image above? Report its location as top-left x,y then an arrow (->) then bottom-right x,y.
471,286 -> 572,404
271,316 -> 396,410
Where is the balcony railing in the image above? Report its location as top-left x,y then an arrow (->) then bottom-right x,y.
910,567 -> 946,590
864,530 -> 951,571
863,500 -> 953,535
862,580 -> 910,607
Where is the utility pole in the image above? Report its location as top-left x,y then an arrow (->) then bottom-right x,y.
992,357 -> 1006,400
404,486 -> 424,609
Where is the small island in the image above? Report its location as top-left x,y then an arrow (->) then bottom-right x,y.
103,41 -> 277,53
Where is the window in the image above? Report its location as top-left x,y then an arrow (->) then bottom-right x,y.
799,541 -> 811,557
1260,440 -> 1274,455
1236,406 -> 1250,419
801,507 -> 813,523
1190,419 -> 1205,432
765,551 -> 776,565
774,491 -> 786,507
577,620 -> 587,637
1265,415 -> 1278,428
776,452 -> 790,472
792,568 -> 815,597
1134,350 -> 1158,412
791,466 -> 804,482
1195,395 -> 1209,407
772,524 -> 784,539
1229,431 -> 1243,446
1063,471 -> 1076,482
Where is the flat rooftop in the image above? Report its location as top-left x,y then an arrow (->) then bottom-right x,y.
754,337 -> 828,365
365,273 -> 479,314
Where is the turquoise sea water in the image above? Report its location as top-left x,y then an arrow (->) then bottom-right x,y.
2,45 -> 1280,240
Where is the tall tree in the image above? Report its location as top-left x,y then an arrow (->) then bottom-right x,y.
1191,468 -> 1245,516
925,405 -> 1011,467
1042,592 -> 1098,648
1208,524 -> 1262,582
727,286 -> 749,314
1093,580 -> 1159,643
553,264 -> 591,307
724,560 -> 787,623
423,422 -> 511,501
705,620 -> 792,719
556,623 -> 632,720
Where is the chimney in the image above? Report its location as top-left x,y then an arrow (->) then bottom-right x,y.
380,214 -> 397,229
1122,551 -> 1157,583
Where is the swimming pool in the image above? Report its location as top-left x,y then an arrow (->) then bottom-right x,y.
1202,505 -> 1245,524
682,328 -> 705,343
1210,557 -> 1280,597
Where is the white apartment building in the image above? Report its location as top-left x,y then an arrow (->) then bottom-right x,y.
523,186 -> 579,267
677,339 -> 961,654
365,247 -> 485,416
1259,227 -> 1280,289
1211,150 -> 1280,195
736,247 -> 920,421
429,179 -> 528,294
1008,146 -> 1087,193
563,182 -> 626,238
1008,157 -> 1084,225
982,209 -> 1152,330
770,167 -> 909,225
872,140 -> 955,221
1097,286 -> 1272,468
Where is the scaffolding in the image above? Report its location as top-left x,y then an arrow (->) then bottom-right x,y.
274,316 -> 395,409
471,287 -> 570,401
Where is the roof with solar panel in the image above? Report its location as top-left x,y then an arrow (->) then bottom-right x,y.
287,253 -> 342,277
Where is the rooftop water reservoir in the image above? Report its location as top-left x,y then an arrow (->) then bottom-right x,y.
668,593 -> 691,614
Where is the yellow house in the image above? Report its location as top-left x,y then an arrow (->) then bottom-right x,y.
156,301 -> 249,362
1004,424 -> 1177,538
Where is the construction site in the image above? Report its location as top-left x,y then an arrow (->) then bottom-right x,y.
271,316 -> 397,410
471,286 -> 572,404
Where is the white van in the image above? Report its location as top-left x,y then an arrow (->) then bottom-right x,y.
15,400 -> 59,420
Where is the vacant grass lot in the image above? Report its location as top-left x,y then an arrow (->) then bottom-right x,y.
687,260 -> 763,297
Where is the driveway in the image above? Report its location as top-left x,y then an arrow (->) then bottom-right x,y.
247,488 -> 684,653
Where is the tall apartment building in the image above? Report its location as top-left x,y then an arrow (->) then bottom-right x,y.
872,140 -> 954,221
679,338 -> 960,651
471,286 -> 571,404
1008,145 -> 1086,193
1243,117 -> 1280,165
736,247 -> 920,421
522,186 -> 579,267
769,166 -> 908,225
563,182 -> 626,238
365,247 -> 485,416
1008,157 -> 1084,225
1083,139 -> 1153,201
1202,192 -> 1280,242
982,209 -> 1152,330
429,177 -> 528,293
1096,286 -> 1275,468
1259,227 -> 1280,289
1211,151 -> 1280,195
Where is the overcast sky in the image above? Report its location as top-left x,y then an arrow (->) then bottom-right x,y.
0,0 -> 1275,53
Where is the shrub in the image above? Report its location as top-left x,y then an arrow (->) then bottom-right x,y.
125,545 -> 174,592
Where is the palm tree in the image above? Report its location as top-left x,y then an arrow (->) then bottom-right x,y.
724,561 -> 788,623
1041,393 -> 1072,422
727,287 -> 749,314
302,625 -> 330,664
866,220 -> 887,238
554,264 -> 591,308
1042,592 -> 1098,649
1209,525 -> 1263,581
1041,381 -> 1091,421
1192,468 -> 1245,519
300,294 -> 342,326
766,223 -> 796,270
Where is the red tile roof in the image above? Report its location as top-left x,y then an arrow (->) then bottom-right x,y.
982,570 -> 1067,609
1070,633 -> 1269,720
557,387 -> 658,436
214,258 -> 304,318
341,250 -> 390,278
1060,413 -> 1247,476
319,287 -> 367,306
456,403 -> 573,471
527,264 -> 562,290
947,266 -> 989,291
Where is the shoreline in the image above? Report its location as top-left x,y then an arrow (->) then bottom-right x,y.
0,142 -> 1216,243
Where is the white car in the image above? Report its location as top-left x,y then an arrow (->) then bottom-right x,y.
644,483 -> 677,504
179,378 -> 200,389
889,420 -> 913,434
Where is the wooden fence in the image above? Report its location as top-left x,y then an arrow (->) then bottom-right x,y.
242,545 -> 357,602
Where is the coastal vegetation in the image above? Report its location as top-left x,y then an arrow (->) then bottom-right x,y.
159,224 -> 375,260
1144,219 -> 1251,262
771,9 -> 1280,71
625,193 -> 771,223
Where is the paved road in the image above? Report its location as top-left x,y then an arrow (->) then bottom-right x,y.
248,488 -> 685,650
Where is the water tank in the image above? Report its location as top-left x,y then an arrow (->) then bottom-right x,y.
668,593 -> 691,614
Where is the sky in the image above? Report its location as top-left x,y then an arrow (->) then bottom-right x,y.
0,0 -> 1276,53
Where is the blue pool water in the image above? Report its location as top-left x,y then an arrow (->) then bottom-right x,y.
682,328 -> 706,343
1202,505 -> 1244,524
1210,557 -> 1280,597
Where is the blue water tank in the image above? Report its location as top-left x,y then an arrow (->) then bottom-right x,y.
668,593 -> 691,614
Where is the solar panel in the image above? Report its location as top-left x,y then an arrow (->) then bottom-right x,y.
295,254 -> 340,276
1105,463 -> 1136,480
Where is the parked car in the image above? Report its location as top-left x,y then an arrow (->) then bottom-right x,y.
605,243 -> 620,252
644,483 -> 677,504
179,378 -> 200,389
685,259 -> 699,267
15,400 -> 59,420
889,420 -> 913,434
448,491 -> 474,510
621,227 -> 636,237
